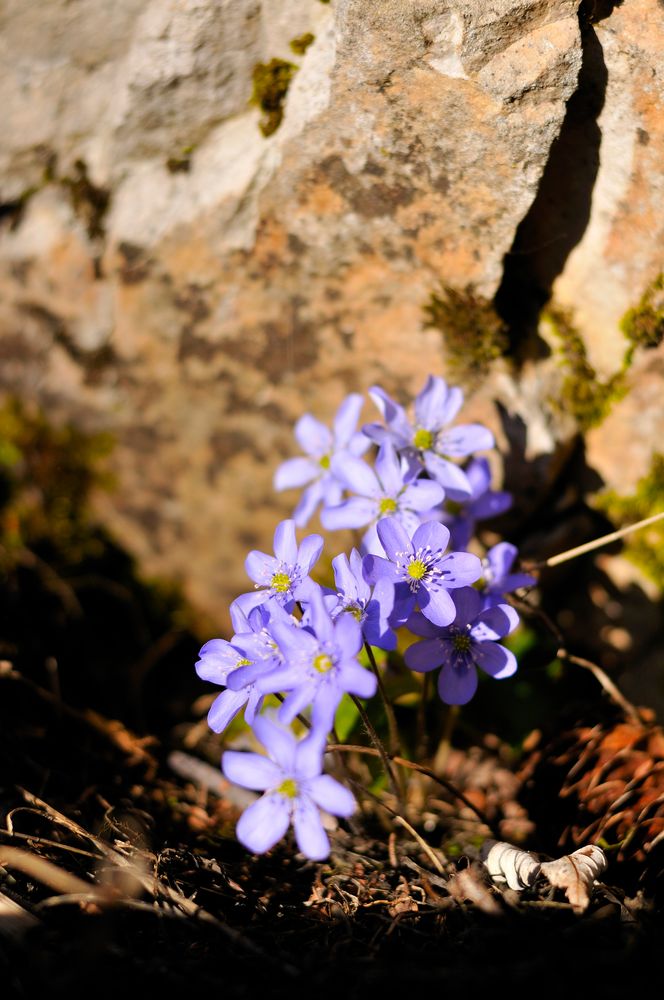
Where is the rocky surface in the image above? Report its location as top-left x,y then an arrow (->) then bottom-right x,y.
1,0 -> 663,644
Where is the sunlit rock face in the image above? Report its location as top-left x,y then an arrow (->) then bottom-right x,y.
1,0 -> 662,631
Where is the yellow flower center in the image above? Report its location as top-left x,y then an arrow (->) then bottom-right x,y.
271,571 -> 291,592
413,428 -> 434,451
407,559 -> 428,581
343,603 -> 364,622
452,634 -> 472,653
379,497 -> 398,516
313,653 -> 333,674
277,778 -> 298,798
319,454 -> 331,470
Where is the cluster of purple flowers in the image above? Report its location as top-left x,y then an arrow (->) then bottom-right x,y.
196,376 -> 535,862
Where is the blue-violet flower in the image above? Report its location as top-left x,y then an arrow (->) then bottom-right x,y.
222,716 -> 355,859
404,586 -> 519,705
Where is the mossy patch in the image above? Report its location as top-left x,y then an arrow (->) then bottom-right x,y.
0,396 -> 201,728
594,454 -> 664,590
60,159 -> 110,240
250,58 -> 299,137
0,397 -> 114,562
620,273 -> 664,360
423,284 -> 509,387
166,145 -> 195,174
290,33 -> 315,56
543,307 -> 627,431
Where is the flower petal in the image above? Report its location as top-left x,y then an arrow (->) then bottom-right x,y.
423,453 -> 472,499
451,585 -> 482,626
278,683 -> 317,724
293,796 -> 330,860
273,520 -> 297,564
274,457 -> 318,492
438,663 -> 478,705
308,774 -> 356,817
236,794 -> 291,854
222,749 -> 282,790
294,414 -> 332,457
439,423 -> 494,457
330,453 -> 379,496
245,551 -> 278,586
293,481 -> 324,528
399,479 -> 446,511
473,641 -> 517,679
472,490 -> 513,520
332,552 -> 359,603
338,661 -> 378,699
374,442 -> 404,495
376,517 -> 411,562
252,715 -> 297,770
419,586 -> 456,627
321,497 -> 377,531
368,386 -> 412,444
297,532 -> 324,573
438,551 -> 482,588
411,519 -> 451,554
294,730 -> 326,779
208,689 -> 249,732
471,604 -> 520,641
333,393 -> 364,446
414,375 -> 461,430
404,637 -> 445,673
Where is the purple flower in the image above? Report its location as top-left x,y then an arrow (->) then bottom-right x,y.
331,548 -> 397,651
196,637 -> 265,732
404,587 -> 519,705
439,457 -> 513,550
222,716 -> 356,859
364,518 -> 482,628
363,376 -> 494,500
235,519 -> 323,615
253,587 -> 377,733
321,442 -> 444,554
196,601 -> 291,732
478,542 -> 536,608
274,394 -> 370,526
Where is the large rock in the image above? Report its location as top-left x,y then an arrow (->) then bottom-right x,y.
0,0 -> 662,638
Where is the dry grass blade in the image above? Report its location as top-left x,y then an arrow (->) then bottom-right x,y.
0,846 -> 99,897
16,788 -> 299,975
0,890 -> 41,940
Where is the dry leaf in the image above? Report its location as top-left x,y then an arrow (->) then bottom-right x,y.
539,845 -> 608,912
481,840 -> 540,890
387,882 -> 419,917
481,840 -> 608,913
448,866 -> 502,914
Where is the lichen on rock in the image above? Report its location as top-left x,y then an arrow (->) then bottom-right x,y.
250,58 -> 299,137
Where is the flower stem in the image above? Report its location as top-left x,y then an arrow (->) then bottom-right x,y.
328,742 -> 496,833
363,642 -> 400,756
350,696 -> 404,809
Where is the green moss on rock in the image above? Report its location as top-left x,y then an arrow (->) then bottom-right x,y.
423,285 -> 509,387
250,59 -> 298,137
60,159 -> 110,240
594,454 -> 664,590
544,307 -> 627,431
620,273 -> 664,359
289,33 -> 315,56
0,397 -> 114,563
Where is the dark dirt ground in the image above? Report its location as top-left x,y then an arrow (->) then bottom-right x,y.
2,641 -> 663,999
1,410 -> 663,997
